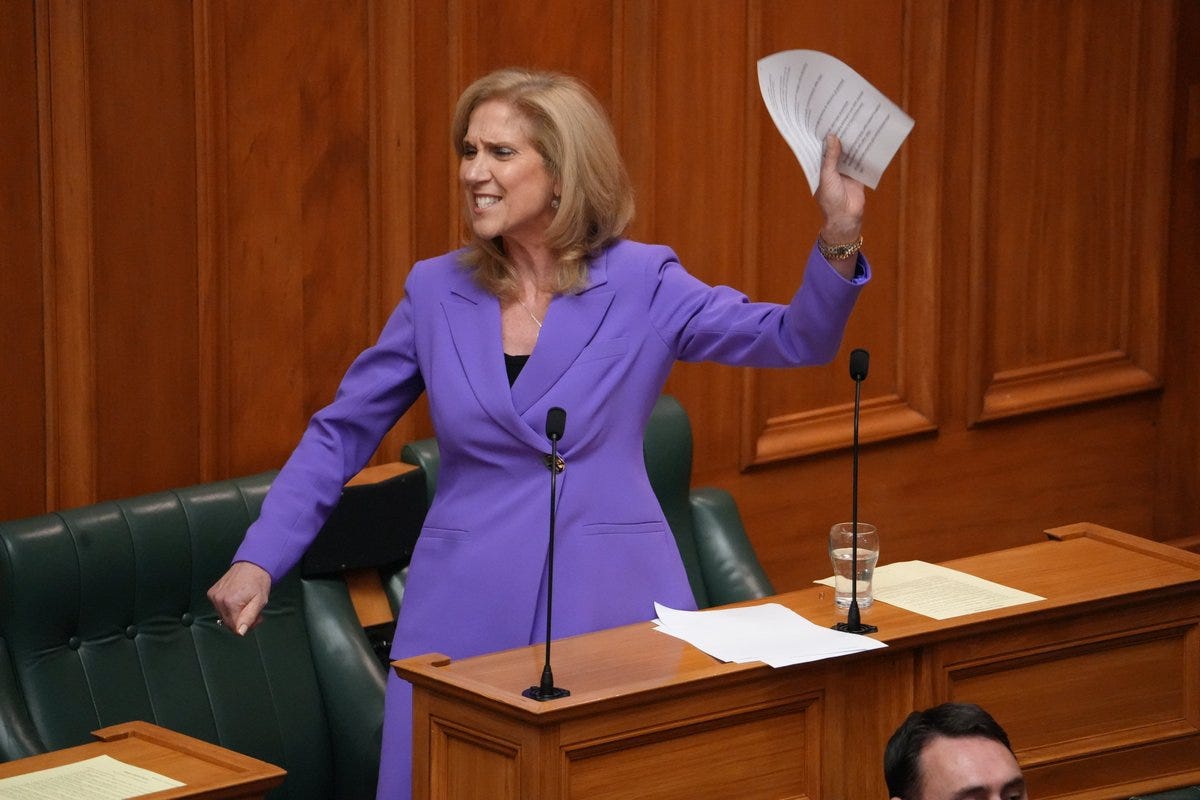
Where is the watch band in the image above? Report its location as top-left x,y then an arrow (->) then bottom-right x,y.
817,234 -> 863,261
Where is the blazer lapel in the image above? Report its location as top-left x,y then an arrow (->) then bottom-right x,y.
511,252 -> 613,416
442,282 -> 546,449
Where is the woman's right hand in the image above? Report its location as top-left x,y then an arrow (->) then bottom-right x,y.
815,133 -> 866,242
207,561 -> 271,636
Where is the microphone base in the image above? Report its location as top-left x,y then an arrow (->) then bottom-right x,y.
832,620 -> 878,635
522,685 -> 571,702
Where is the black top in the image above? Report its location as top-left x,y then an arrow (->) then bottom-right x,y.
504,353 -> 530,385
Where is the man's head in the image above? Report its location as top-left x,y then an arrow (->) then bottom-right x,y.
884,703 -> 1026,800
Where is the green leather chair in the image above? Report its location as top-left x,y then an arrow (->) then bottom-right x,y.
0,473 -> 386,799
1130,789 -> 1200,800
400,394 -> 774,608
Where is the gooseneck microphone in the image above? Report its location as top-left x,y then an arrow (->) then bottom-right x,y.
524,407 -> 571,701
835,348 -> 878,635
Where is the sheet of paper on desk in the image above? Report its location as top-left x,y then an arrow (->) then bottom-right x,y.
815,561 -> 1046,620
0,754 -> 184,799
653,601 -> 885,669
757,49 -> 914,194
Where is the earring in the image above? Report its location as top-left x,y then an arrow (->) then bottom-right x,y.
551,196 -> 560,209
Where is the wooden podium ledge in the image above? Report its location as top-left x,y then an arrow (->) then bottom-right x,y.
0,720 -> 286,799
395,522 -> 1200,723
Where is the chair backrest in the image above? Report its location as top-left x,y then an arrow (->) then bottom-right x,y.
402,394 -> 723,607
0,473 -> 385,800
640,394 -> 711,607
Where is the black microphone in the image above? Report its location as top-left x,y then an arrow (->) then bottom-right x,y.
835,348 -> 878,635
849,348 -> 869,381
524,407 -> 570,701
546,407 -> 566,441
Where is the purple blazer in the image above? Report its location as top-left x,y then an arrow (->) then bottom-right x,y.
235,238 -> 866,661
234,238 -> 866,798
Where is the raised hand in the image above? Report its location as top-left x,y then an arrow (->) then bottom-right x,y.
815,133 -> 867,273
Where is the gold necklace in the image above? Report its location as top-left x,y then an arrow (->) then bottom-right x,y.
517,298 -> 543,330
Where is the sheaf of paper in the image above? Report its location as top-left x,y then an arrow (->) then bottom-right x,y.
0,754 -> 184,799
815,561 -> 1045,620
653,601 -> 885,669
757,49 -> 914,194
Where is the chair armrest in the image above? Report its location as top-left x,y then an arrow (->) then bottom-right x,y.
303,576 -> 387,800
302,463 -> 425,578
302,461 -> 426,630
400,439 -> 440,507
0,638 -> 46,760
688,488 -> 775,607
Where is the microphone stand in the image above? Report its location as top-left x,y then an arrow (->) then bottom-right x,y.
835,349 -> 878,635
524,408 -> 570,701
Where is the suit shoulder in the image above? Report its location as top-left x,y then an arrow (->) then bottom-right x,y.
599,240 -> 683,291
604,238 -> 680,267
406,249 -> 473,292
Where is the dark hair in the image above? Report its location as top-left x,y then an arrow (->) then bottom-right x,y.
884,703 -> 1014,800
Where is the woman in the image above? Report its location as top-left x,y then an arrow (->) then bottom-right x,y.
209,67 -> 868,799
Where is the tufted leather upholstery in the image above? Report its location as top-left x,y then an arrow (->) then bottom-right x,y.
400,394 -> 774,609
0,473 -> 386,799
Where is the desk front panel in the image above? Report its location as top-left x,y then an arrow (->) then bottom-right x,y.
922,592 -> 1200,800
402,528 -> 1200,800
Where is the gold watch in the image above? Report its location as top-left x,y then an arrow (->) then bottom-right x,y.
817,234 -> 863,261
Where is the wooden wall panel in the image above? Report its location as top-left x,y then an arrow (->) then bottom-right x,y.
744,0 -> 938,468
652,0 -> 750,470
735,0 -> 1167,591
38,0 -> 98,510
193,0 -> 229,481
222,0 -> 324,475
293,5 -> 371,419
968,0 -> 1167,424
218,0 -> 375,476
1155,0 -> 1200,543
408,2 -> 455,265
4,2 -> 1196,631
88,2 -> 200,499
0,0 -> 47,520
611,0 -> 658,244
369,0 -> 431,457
724,398 -> 1159,591
457,0 -> 615,92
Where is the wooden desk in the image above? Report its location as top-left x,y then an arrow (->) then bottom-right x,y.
0,721 -> 285,799
396,523 -> 1200,800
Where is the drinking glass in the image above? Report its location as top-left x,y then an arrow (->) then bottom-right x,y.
827,522 -> 879,609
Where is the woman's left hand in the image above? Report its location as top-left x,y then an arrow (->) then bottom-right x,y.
814,133 -> 866,258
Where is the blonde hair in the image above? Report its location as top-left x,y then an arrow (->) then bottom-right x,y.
452,68 -> 635,297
